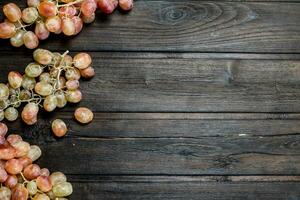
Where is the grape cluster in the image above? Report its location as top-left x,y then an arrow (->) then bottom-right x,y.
0,0 -> 134,49
0,48 -> 95,137
0,123 -> 73,200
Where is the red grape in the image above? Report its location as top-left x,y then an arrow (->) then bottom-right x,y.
38,1 -> 57,18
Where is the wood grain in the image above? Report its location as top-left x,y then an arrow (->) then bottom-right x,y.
2,1 -> 300,52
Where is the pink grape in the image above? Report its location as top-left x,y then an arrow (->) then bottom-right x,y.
62,18 -> 76,36
12,184 -> 28,200
0,167 -> 8,183
3,3 -> 22,22
5,159 -> 23,175
66,80 -> 79,90
35,22 -> 50,40
21,103 -> 39,125
73,53 -> 92,69
18,156 -> 32,168
38,1 -> 57,18
74,107 -> 94,124
82,13 -> 95,24
23,164 -> 41,180
80,66 -> 95,79
81,0 -> 97,17
45,16 -> 62,33
8,71 -> 23,89
0,22 -> 16,39
59,6 -> 77,18
72,16 -> 83,35
97,0 -> 118,14
36,175 -> 52,192
51,119 -> 68,137
23,31 -> 39,49
4,175 -> 18,188
40,168 -> 50,177
7,134 -> 22,145
0,122 -> 8,137
0,143 -> 16,160
119,0 -> 134,11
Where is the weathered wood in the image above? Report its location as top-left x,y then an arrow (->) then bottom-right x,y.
68,175 -> 300,200
2,1 -> 300,52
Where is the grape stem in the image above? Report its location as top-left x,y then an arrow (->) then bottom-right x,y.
57,0 -> 85,7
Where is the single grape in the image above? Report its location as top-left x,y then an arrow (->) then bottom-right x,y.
52,182 -> 73,197
0,167 -> 8,182
73,53 -> 92,69
45,16 -> 62,33
66,89 -> 82,103
55,91 -> 67,108
80,66 -> 95,79
35,22 -> 50,40
10,30 -> 26,47
81,0 -> 97,17
62,54 -> 73,67
12,141 -> 30,158
62,17 -> 76,36
65,68 -> 81,80
22,7 -> 39,24
50,172 -> 67,186
0,143 -> 16,160
7,134 -> 22,145
27,0 -> 40,7
33,193 -> 50,200
38,1 -> 57,18
34,48 -> 54,65
97,0 -> 118,14
74,107 -> 94,123
0,110 -> 5,121
0,84 -> 9,100
40,168 -> 50,176
66,80 -> 79,90
36,175 -> 52,192
35,82 -> 53,96
4,175 -> 18,188
23,31 -> 39,49
0,186 -> 11,200
0,122 -> 8,137
3,3 -> 22,22
4,107 -> 19,122
21,102 -> 39,125
59,5 -> 77,18
81,12 -> 95,24
11,184 -> 28,200
51,119 -> 68,137
26,145 -> 42,162
72,16 -> 83,35
8,71 -> 23,89
119,0 -> 134,11
22,75 -> 36,90
24,164 -> 41,180
5,159 -> 23,175
0,22 -> 16,39
44,95 -> 58,112
18,156 -> 32,168
27,180 -> 38,195
25,62 -> 43,78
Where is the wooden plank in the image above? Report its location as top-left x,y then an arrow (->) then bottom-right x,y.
2,1 -> 300,52
68,175 -> 300,200
3,52 -> 300,112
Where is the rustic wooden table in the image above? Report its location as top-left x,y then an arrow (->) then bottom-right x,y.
1,0 -> 300,199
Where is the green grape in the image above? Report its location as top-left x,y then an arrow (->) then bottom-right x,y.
74,107 -> 94,124
27,180 -> 38,195
22,7 -> 38,24
26,145 -> 42,162
39,72 -> 51,83
33,49 -> 53,65
43,95 -> 57,112
0,83 -> 9,100
8,71 -> 23,89
9,95 -> 21,108
57,76 -> 66,89
0,186 -> 11,200
0,99 -> 9,110
10,30 -> 25,47
50,172 -> 67,186
52,182 -> 73,197
22,75 -> 36,90
25,62 -> 43,78
73,53 -> 92,69
4,107 -> 18,121
35,82 -> 53,96
66,89 -> 82,103
55,91 -> 67,108
62,55 -> 73,67
19,89 -> 32,100
65,68 -> 81,80
0,110 -> 5,121
33,193 -> 50,200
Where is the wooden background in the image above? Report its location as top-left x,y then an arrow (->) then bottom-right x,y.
1,0 -> 300,199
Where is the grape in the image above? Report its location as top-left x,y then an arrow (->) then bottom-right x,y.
0,22 -> 16,39
81,0 -> 97,17
80,66 -> 95,79
0,122 -> 8,137
40,168 -> 50,176
25,62 -> 43,78
35,22 -> 50,40
62,54 -> 73,67
97,0 -> 118,14
51,119 -> 68,137
66,80 -> 79,90
0,136 -> 5,144
10,30 -> 26,47
33,193 -> 50,200
59,5 -> 77,18
7,134 -> 22,145
11,141 -> 30,158
27,180 -> 38,195
0,83 -> 9,100
21,103 -> 39,125
22,75 -> 36,90
19,90 -> 31,100
45,16 -> 62,33
3,3 -> 22,22
5,159 -> 23,175
0,186 -> 11,200
72,16 -> 83,35
22,7 -> 39,24
119,0 -> 134,11
18,156 -> 32,168
74,107 -> 94,123
34,48 -> 54,65
4,175 -> 18,188
0,110 -> 5,121
4,107 -> 19,122
50,172 -> 67,186
8,71 -> 23,89
0,143 -> 16,160
52,182 -> 73,197
38,1 -> 57,18
66,89 -> 82,103
24,164 -> 41,180
23,31 -> 39,49
12,184 -> 28,200
82,12 -> 95,24
35,82 -> 53,96
46,190 -> 56,199
73,53 -> 92,69
0,167 -> 8,182
55,91 -> 67,108
62,17 -> 76,36
39,72 -> 51,83
36,175 -> 52,192
44,95 -> 58,112
27,0 -> 40,7
65,68 -> 81,80
26,145 -> 42,162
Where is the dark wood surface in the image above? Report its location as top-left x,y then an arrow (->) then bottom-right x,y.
1,0 -> 300,199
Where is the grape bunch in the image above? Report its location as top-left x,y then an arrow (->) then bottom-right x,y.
0,48 -> 94,137
0,0 -> 134,49
0,123 -> 73,200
